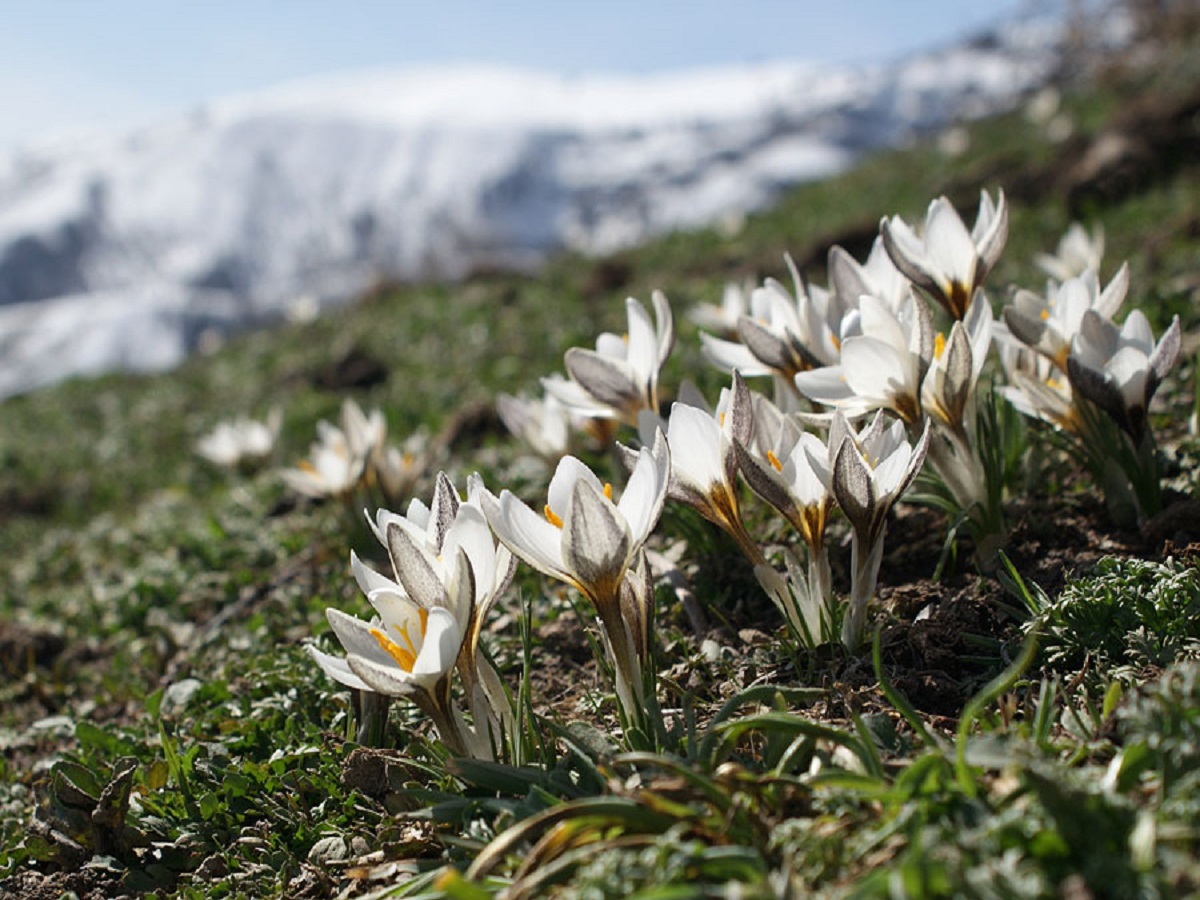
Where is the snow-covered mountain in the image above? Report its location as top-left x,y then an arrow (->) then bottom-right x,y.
0,15 -> 1063,399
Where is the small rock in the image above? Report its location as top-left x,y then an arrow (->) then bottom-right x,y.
307,835 -> 348,866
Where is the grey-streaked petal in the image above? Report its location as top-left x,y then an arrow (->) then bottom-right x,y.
387,523 -> 450,609
897,419 -> 931,500
564,347 -> 642,414
1067,355 -> 1128,430
738,317 -> 796,374
832,438 -> 876,538
1003,305 -> 1051,353
564,480 -> 631,599
940,323 -> 974,419
325,608 -> 396,669
880,216 -> 937,294
346,654 -> 421,697
734,439 -> 800,525
828,244 -> 871,307
430,472 -> 461,552
307,644 -> 372,692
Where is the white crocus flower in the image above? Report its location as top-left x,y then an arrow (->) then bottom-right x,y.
1003,265 -> 1128,370
793,292 -> 934,424
881,189 -> 1008,321
735,412 -> 832,559
1067,310 -> 1181,444
282,421 -> 367,500
827,236 -> 911,316
1035,222 -> 1105,284
994,325 -> 1080,432
195,407 -> 281,469
827,412 -> 930,649
689,279 -> 753,338
546,292 -> 674,427
367,474 -> 515,711
735,411 -> 837,643
282,399 -> 388,501
703,256 -> 841,379
308,585 -> 469,753
340,398 -> 388,468
658,372 -> 764,566
480,430 -> 671,714
921,290 -> 993,436
312,472 -> 515,758
497,391 -> 574,461
374,431 -> 429,507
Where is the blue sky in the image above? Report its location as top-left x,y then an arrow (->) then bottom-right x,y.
2,1 -> 1027,151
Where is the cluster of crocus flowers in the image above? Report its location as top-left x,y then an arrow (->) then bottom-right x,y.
195,407 -> 282,470
281,398 -> 429,510
308,473 -> 514,758
301,190 -> 1187,761
998,237 -> 1181,523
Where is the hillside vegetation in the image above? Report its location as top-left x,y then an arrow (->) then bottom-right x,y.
2,34 -> 1200,900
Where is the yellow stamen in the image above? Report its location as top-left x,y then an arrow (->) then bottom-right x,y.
767,450 -> 784,473
297,459 -> 317,474
603,483 -> 613,501
831,333 -> 841,351
370,608 -> 429,674
719,411 -> 726,428
545,504 -> 564,528
1039,308 -> 1050,321
934,332 -> 946,359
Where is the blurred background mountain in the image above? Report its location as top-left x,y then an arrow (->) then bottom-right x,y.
0,0 -> 1183,398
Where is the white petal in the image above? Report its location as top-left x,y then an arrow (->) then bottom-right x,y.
924,198 -> 977,288
411,607 -> 463,679
484,490 -> 574,584
325,608 -> 398,669
307,644 -> 372,692
700,332 -> 771,376
547,456 -> 605,520
624,296 -> 658,383
346,655 -> 419,696
617,436 -> 670,544
666,403 -> 723,492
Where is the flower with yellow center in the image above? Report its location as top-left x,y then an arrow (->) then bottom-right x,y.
310,472 -> 516,758
308,585 -> 467,750
479,430 -> 670,715
881,190 -> 1008,321
1003,265 -> 1128,372
793,292 -> 934,425
827,411 -> 930,649
544,292 -> 674,428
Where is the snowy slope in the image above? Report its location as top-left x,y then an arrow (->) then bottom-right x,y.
0,16 -> 1061,398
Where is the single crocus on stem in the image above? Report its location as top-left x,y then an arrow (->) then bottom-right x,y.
480,430 -> 671,740
830,412 -> 930,650
652,371 -> 768,568
734,409 -> 836,642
